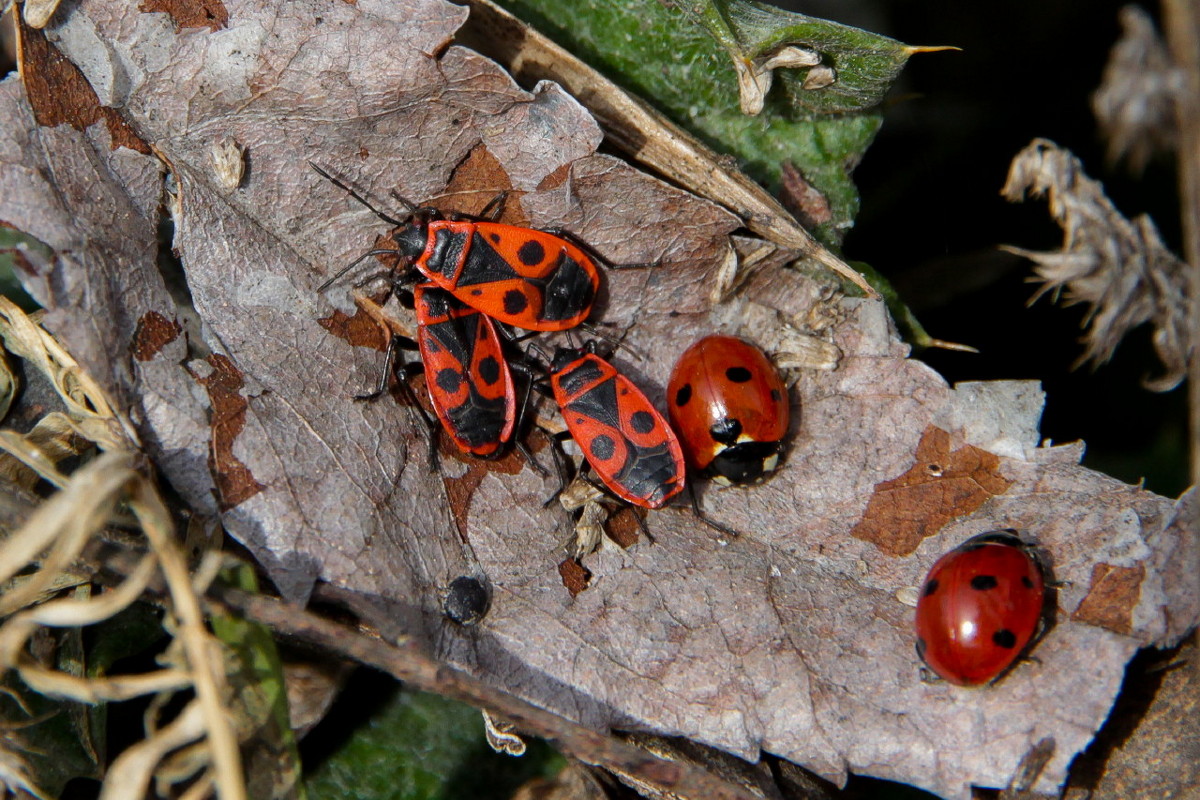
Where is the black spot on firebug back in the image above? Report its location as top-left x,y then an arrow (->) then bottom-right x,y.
436,368 -> 464,394
630,411 -> 655,434
478,356 -> 501,386
517,240 -> 545,266
590,435 -> 615,461
503,289 -> 528,315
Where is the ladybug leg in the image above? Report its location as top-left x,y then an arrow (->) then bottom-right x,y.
684,480 -> 740,539
540,227 -> 660,271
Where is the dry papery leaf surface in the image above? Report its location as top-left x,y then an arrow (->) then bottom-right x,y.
0,1 -> 1195,798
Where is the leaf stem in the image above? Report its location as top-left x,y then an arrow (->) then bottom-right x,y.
1161,0 -> 1200,489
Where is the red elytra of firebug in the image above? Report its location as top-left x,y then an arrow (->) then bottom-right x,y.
413,283 -> 516,458
667,335 -> 789,486
549,343 -> 686,510
312,163 -> 600,332
914,530 -> 1049,687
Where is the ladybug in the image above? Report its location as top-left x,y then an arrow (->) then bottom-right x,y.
550,344 -> 686,509
914,530 -> 1048,687
667,335 -> 789,485
413,284 -> 516,457
313,164 -> 600,331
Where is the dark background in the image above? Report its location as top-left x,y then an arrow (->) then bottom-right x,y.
804,0 -> 1187,497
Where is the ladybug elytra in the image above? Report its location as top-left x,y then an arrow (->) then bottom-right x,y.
914,530 -> 1049,687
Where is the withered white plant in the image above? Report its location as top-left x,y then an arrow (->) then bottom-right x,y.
1001,138 -> 1190,391
1091,6 -> 1184,173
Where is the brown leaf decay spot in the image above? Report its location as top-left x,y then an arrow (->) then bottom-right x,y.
537,163 -> 571,194
17,21 -> 150,154
1071,563 -> 1145,634
437,144 -> 526,224
558,558 -> 591,596
131,311 -> 182,361
605,507 -> 642,548
851,426 -> 1013,556
317,303 -> 390,351
780,162 -> 833,228
139,0 -> 229,32
440,435 -> 538,540
190,354 -> 265,510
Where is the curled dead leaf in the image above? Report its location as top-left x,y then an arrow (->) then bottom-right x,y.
1002,138 -> 1190,391
1092,6 -> 1182,173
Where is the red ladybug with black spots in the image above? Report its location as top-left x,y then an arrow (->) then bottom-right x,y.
313,164 -> 600,332
667,335 -> 789,485
914,530 -> 1049,687
550,343 -> 686,509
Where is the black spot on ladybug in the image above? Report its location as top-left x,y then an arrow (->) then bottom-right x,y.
970,575 -> 999,591
478,355 -> 501,386
710,416 -> 742,444
436,368 -> 464,394
771,388 -> 783,403
517,239 -> 545,266
675,383 -> 692,407
992,629 -> 1017,649
503,289 -> 528,315
923,579 -> 939,597
590,434 -> 616,461
630,411 -> 655,434
489,233 -> 501,244
1022,575 -> 1035,589
726,366 -> 753,383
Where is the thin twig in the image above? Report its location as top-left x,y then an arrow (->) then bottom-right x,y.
203,586 -> 762,800
1161,0 -> 1200,488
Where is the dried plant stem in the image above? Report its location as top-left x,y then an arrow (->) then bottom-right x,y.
204,586 -> 761,800
1162,0 -> 1200,488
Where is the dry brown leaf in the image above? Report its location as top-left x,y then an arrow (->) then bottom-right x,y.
0,3 -> 1194,800
1001,138 -> 1191,392
1092,6 -> 1182,172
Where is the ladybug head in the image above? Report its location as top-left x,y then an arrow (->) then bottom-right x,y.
708,439 -> 784,486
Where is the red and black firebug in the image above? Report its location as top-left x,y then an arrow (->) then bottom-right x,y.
549,343 -> 686,510
414,284 -> 516,458
313,164 -> 601,332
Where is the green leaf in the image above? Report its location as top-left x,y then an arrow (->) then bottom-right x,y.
684,0 -> 920,114
0,228 -> 45,311
210,563 -> 306,800
491,0 -> 900,246
304,679 -> 564,800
